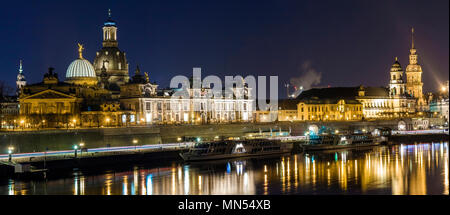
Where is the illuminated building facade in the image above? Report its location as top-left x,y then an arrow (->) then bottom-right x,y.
297,99 -> 363,121
291,83 -> 415,121
277,100 -> 299,122
120,68 -> 254,124
0,96 -> 19,129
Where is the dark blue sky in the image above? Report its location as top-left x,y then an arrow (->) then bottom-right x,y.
1,0 -> 448,97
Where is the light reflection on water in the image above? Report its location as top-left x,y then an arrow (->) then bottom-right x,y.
1,142 -> 448,195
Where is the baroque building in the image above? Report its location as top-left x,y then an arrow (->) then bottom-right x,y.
18,44 -> 127,128
15,10 -> 253,129
120,68 -> 254,125
93,9 -> 129,89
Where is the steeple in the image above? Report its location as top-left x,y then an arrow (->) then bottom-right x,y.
16,60 -> 26,96
135,65 -> 141,75
389,57 -> 405,97
19,60 -> 23,74
405,27 -> 424,103
102,9 -> 118,47
409,27 -> 418,65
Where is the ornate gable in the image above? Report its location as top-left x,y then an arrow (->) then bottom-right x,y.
21,89 -> 76,100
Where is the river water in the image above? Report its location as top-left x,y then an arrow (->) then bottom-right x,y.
0,142 -> 448,195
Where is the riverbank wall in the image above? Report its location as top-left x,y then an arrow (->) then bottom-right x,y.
0,120 -> 406,153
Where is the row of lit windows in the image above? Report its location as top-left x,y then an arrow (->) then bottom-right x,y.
143,101 -> 249,111
299,105 -> 361,112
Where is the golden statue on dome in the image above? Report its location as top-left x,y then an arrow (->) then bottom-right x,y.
77,43 -> 84,59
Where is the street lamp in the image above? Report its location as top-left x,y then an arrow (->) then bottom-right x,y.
20,120 -> 24,130
132,139 -> 138,150
73,145 -> 78,158
106,117 -> 110,127
7,146 -> 14,162
79,142 -> 85,157
73,119 -> 77,128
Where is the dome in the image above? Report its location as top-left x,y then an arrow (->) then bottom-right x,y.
390,57 -> 403,72
66,58 -> 97,78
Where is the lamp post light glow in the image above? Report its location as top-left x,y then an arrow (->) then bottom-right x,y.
79,142 -> 85,157
8,146 -> 14,162
105,117 -> 111,127
74,145 -> 78,158
133,139 -> 138,150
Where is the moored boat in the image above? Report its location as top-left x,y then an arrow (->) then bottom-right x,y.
302,133 -> 385,151
179,139 -> 293,161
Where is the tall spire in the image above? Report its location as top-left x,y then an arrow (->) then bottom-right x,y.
19,60 -> 23,74
411,27 -> 415,49
108,9 -> 111,19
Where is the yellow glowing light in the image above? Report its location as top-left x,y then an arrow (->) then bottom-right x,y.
133,139 -> 138,144
106,118 -> 110,122
79,142 -> 85,147
177,137 -> 182,141
20,120 -> 24,124
72,119 -> 76,123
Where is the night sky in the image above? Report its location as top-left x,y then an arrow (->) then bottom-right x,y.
0,0 -> 448,97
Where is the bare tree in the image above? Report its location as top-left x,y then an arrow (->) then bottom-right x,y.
0,81 -> 15,97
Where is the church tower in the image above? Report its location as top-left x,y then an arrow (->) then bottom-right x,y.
93,9 -> 129,89
405,28 -> 424,105
389,57 -> 406,97
16,60 -> 26,96
102,9 -> 118,48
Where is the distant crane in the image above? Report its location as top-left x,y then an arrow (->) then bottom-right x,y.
284,83 -> 290,98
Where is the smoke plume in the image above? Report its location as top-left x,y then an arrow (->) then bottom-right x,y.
289,61 -> 321,98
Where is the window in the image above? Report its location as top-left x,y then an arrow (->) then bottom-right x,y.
146,102 -> 151,111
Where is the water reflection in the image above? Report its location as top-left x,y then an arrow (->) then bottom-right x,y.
1,142 -> 448,195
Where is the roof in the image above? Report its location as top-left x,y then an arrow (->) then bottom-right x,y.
278,99 -> 299,110
298,98 -> 361,105
297,86 -> 390,100
362,87 -> 389,97
66,58 -> 96,79
297,87 -> 358,100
